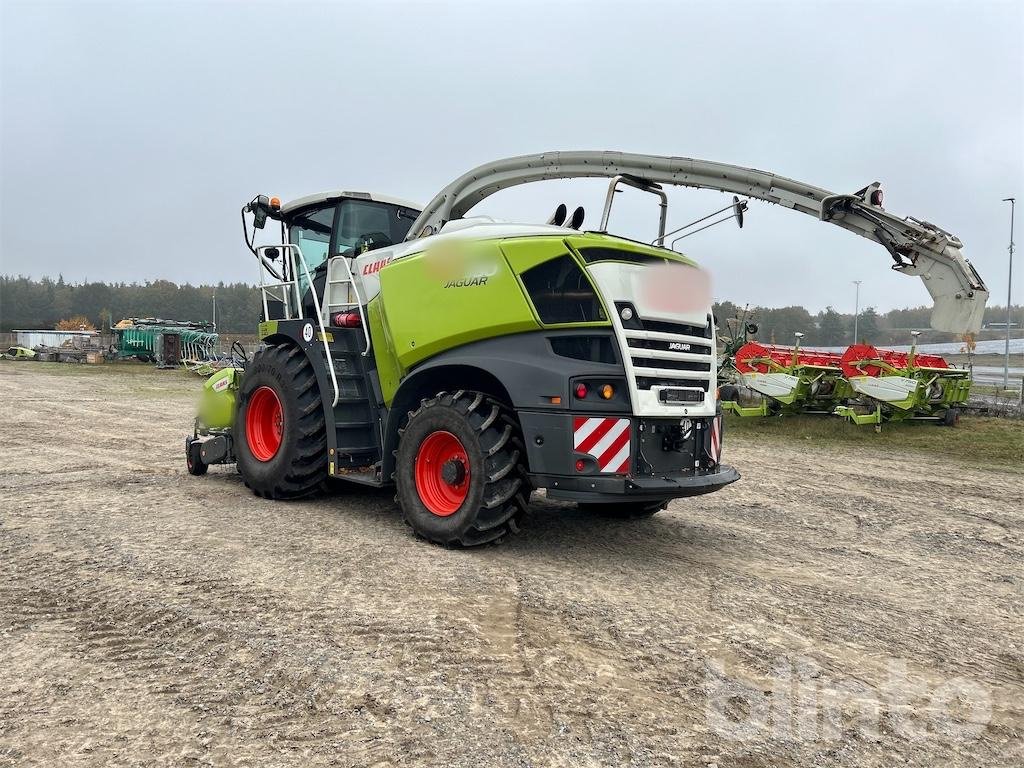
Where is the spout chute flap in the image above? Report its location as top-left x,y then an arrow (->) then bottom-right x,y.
408,151 -> 989,333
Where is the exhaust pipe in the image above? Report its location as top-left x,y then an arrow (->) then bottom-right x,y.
547,203 -> 567,226
566,206 -> 585,230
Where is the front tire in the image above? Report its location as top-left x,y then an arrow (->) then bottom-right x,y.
185,439 -> 208,476
235,344 -> 327,499
396,391 -> 528,546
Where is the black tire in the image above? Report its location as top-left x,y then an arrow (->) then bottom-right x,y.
395,391 -> 529,547
579,500 -> 668,519
185,440 -> 208,476
942,407 -> 961,427
235,344 -> 327,499
719,384 -> 740,402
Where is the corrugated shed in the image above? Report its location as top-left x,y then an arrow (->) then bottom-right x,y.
13,330 -> 98,348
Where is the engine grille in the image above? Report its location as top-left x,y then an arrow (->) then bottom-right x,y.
621,313 -> 716,404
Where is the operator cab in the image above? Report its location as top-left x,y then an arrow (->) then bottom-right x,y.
245,191 -> 421,320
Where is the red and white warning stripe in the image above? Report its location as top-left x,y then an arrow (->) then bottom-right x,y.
709,415 -> 722,464
573,417 -> 631,473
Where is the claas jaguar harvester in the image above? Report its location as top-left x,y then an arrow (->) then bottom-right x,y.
185,151 -> 988,546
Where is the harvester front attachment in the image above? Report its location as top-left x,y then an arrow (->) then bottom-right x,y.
834,342 -> 970,426
721,341 -> 852,417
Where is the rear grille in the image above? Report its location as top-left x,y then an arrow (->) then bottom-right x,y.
621,313 -> 715,407
627,337 -> 713,356
637,316 -> 713,339
630,357 -> 711,372
636,377 -> 710,391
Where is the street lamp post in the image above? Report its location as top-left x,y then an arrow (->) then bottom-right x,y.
852,280 -> 862,343
1003,198 -> 1016,390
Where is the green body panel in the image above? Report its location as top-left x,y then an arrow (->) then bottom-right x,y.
198,367 -> 240,430
374,240 -> 542,391
721,399 -> 771,417
501,237 -> 611,329
370,231 -> 696,405
367,296 -> 404,405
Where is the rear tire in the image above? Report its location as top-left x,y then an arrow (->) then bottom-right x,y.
396,391 -> 528,546
579,500 -> 668,519
235,344 -> 327,499
942,407 -> 961,427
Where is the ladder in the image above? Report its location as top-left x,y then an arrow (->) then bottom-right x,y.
254,243 -> 341,407
325,256 -> 372,357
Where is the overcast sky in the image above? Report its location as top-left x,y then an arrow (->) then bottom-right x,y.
1,0 -> 1021,315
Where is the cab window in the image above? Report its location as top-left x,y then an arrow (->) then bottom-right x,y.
336,200 -> 416,254
288,205 -> 335,272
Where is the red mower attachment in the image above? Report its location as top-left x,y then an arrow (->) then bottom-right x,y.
840,344 -> 950,378
734,342 -> 844,374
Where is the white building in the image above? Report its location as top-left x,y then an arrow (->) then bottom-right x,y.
13,330 -> 98,349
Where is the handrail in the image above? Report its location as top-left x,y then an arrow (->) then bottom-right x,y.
256,244 -> 340,408
328,256 -> 373,357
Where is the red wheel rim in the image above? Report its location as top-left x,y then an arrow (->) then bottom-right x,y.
246,386 -> 283,461
414,430 -> 471,516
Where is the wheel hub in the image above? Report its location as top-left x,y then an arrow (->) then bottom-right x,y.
246,385 -> 283,462
414,431 -> 471,517
441,458 -> 467,486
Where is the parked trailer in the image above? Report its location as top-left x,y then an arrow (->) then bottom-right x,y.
112,319 -> 219,367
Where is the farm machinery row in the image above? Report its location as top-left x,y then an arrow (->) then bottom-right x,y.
719,326 -> 971,426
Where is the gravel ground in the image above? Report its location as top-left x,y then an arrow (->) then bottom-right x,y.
1,362 -> 1022,767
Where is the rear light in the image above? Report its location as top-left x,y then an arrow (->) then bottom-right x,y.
575,459 -> 585,472
598,384 -> 614,400
332,312 -> 362,328
574,383 -> 588,399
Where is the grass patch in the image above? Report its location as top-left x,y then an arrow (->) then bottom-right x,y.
725,413 -> 1024,468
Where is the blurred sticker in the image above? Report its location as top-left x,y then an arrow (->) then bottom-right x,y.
641,263 -> 712,313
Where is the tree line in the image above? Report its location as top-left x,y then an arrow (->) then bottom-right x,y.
1,275 -> 1018,343
1,275 -> 261,334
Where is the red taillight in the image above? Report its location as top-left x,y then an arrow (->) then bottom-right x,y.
574,383 -> 588,399
575,459 -> 585,472
332,312 -> 362,328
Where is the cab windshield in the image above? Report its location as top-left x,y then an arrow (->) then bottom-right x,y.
288,199 -> 417,276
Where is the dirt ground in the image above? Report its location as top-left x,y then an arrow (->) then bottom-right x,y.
1,362 -> 1021,767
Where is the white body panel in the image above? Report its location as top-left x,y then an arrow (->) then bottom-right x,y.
586,262 -> 716,418
740,372 -> 800,399
281,190 -> 421,215
849,375 -> 918,406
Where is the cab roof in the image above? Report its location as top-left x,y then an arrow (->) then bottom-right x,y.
280,190 -> 422,215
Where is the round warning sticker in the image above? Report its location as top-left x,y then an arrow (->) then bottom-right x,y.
302,323 -> 314,343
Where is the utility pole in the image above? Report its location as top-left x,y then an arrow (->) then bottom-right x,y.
852,280 -> 862,343
212,292 -> 217,331
1003,198 -> 1015,390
